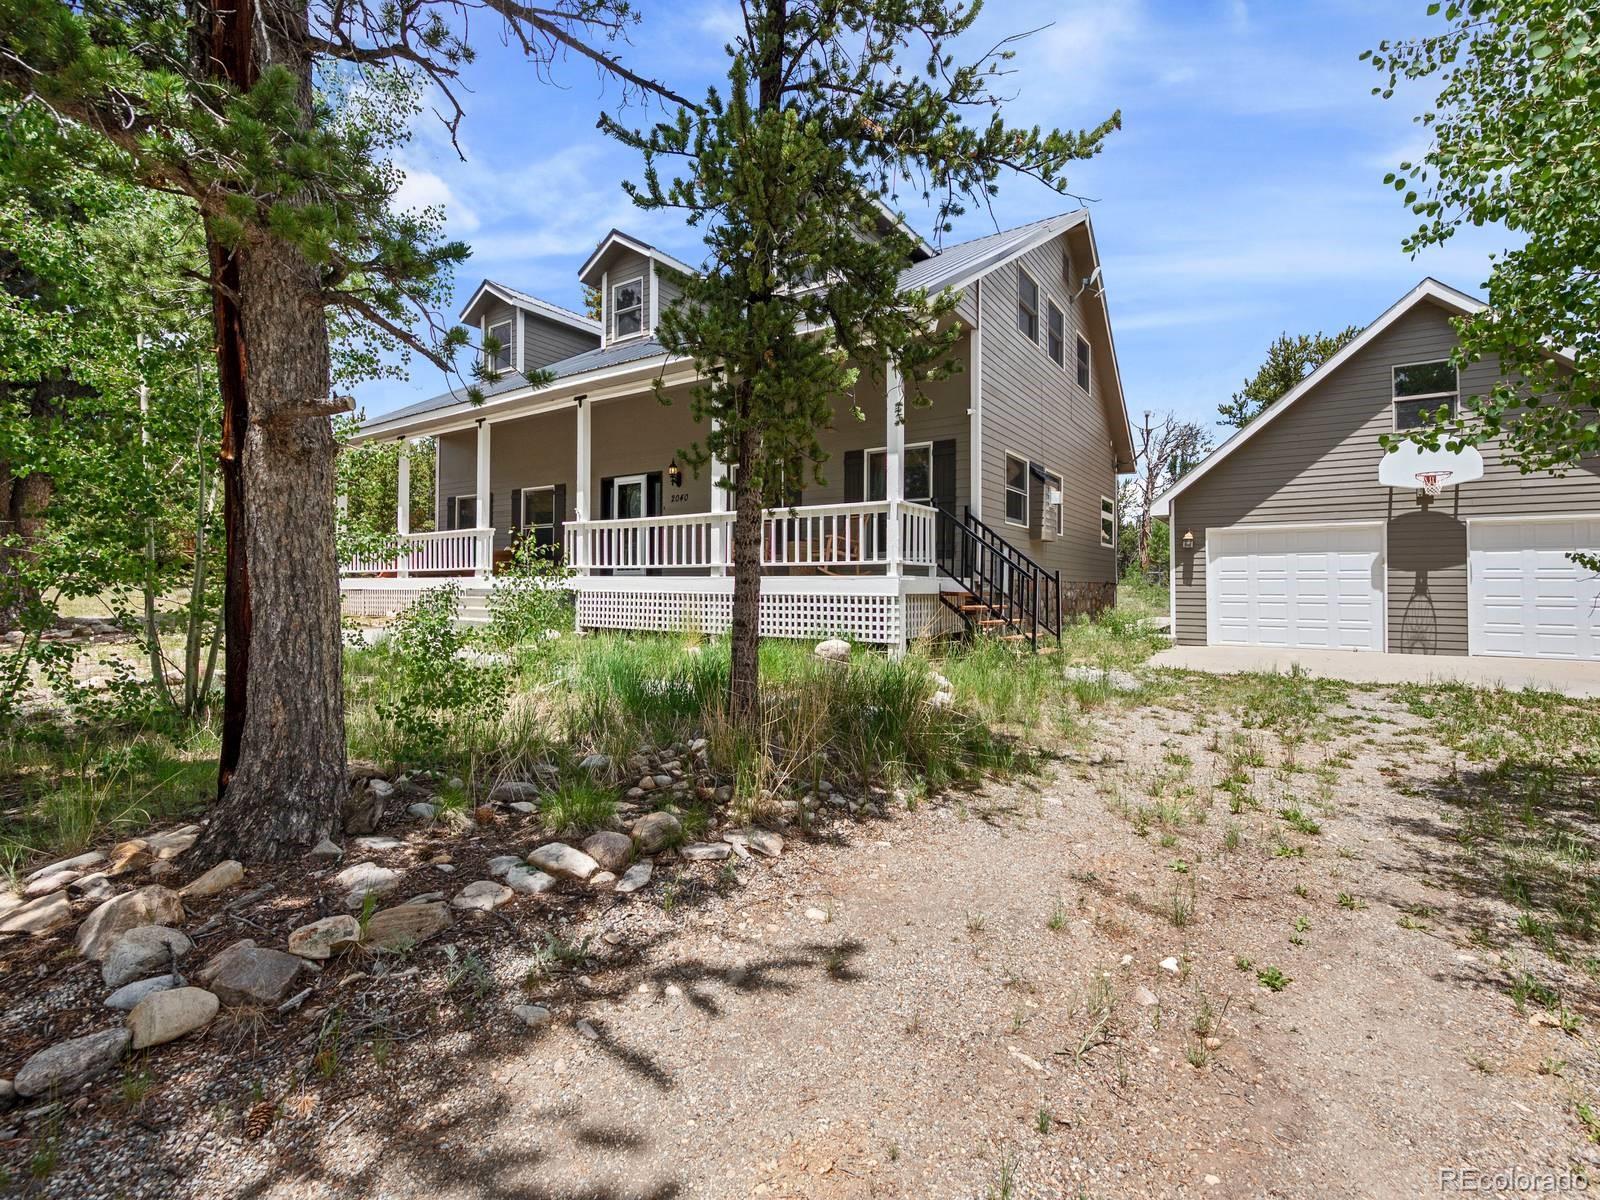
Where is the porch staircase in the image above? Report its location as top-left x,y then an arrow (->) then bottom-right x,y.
935,506 -> 1062,652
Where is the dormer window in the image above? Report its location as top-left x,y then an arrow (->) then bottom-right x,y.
612,277 -> 644,339
486,318 -> 513,371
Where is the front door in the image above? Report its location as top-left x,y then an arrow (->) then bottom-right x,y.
612,474 -> 647,574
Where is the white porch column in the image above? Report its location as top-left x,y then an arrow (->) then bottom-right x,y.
708,417 -> 729,575
884,359 -> 904,577
475,418 -> 491,577
573,395 -> 592,572
396,438 -> 411,536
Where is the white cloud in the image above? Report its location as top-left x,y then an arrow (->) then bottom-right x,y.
393,165 -> 480,234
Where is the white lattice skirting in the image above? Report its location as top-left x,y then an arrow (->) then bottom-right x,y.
574,579 -> 953,647
341,581 -> 492,620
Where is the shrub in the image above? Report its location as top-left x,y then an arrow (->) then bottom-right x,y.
370,584 -> 507,765
483,540 -> 574,656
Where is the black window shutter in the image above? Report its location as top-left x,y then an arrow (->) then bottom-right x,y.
931,439 -> 957,512
647,472 -> 663,516
600,477 -> 614,520
551,484 -> 567,563
510,489 -> 522,530
446,496 -> 457,530
843,450 -> 864,503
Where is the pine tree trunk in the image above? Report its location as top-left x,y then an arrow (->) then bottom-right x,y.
191,0 -> 347,863
728,417 -> 762,725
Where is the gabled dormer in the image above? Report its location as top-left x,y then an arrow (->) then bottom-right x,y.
460,281 -> 601,376
577,231 -> 696,347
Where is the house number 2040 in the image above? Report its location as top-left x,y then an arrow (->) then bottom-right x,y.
671,492 -> 691,504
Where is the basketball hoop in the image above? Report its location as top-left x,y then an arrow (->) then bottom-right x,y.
1415,470 -> 1452,497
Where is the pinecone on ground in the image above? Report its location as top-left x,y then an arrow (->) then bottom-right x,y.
244,1100 -> 276,1140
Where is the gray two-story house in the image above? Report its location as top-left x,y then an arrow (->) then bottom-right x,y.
343,210 -> 1136,650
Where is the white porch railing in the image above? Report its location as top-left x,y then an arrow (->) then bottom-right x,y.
566,501 -> 937,573
342,528 -> 496,577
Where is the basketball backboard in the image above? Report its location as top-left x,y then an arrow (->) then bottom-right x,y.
1378,442 -> 1485,495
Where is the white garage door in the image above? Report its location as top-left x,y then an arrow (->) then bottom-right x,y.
1470,518 -> 1600,659
1208,525 -> 1385,651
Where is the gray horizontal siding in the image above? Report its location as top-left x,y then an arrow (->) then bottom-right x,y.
523,314 -> 598,374
977,230 -> 1118,583
1173,299 -> 1600,651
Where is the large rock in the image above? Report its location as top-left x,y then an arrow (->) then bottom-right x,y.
128,987 -> 218,1050
145,826 -> 200,860
615,862 -> 653,894
104,973 -> 185,1012
0,891 -> 72,938
287,915 -> 361,961
343,778 -> 391,835
487,855 -> 522,878
13,1028 -> 129,1098
25,850 -> 104,884
488,781 -> 542,806
451,880 -> 513,911
527,843 -> 599,882
726,828 -> 784,858
101,925 -> 192,988
332,862 -> 399,909
504,866 -> 557,895
814,637 -> 851,662
24,867 -> 82,898
632,812 -> 682,855
205,944 -> 303,1007
582,832 -> 633,873
76,886 -> 185,960
681,842 -> 731,862
362,901 -> 452,952
195,939 -> 257,984
180,860 -> 244,899
105,839 -> 153,878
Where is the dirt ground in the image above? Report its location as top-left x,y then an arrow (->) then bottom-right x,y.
6,677 -> 1598,1199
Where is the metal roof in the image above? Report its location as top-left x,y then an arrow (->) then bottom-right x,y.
363,210 -> 1096,436
363,337 -> 673,430
898,211 -> 1089,296
462,280 -> 600,334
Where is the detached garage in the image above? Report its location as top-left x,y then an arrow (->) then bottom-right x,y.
1153,278 -> 1600,662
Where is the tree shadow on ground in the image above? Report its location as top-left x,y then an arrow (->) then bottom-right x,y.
17,878 -> 873,1200
1374,755 -> 1600,1014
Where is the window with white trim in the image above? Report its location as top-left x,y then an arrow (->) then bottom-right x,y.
1100,495 -> 1116,548
486,318 -> 513,371
1043,469 -> 1065,535
518,486 -> 556,550
1047,302 -> 1065,367
867,443 -> 933,505
1392,360 -> 1457,430
1076,334 -> 1091,391
611,276 -> 644,339
446,495 -> 477,530
1016,268 -> 1038,342
1005,453 -> 1029,525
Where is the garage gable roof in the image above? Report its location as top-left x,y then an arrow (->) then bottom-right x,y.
1151,278 -> 1486,518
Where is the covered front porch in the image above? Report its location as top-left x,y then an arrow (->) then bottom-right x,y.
342,354 -> 974,647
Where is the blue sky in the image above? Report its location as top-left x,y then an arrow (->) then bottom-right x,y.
358,0 -> 1508,441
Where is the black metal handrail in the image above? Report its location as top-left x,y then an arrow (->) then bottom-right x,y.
934,505 -> 1062,648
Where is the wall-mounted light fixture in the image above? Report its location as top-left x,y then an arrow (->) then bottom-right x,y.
667,458 -> 683,487
1181,530 -> 1195,550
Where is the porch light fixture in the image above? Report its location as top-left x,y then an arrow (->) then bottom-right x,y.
667,458 -> 683,487
1181,530 -> 1195,550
